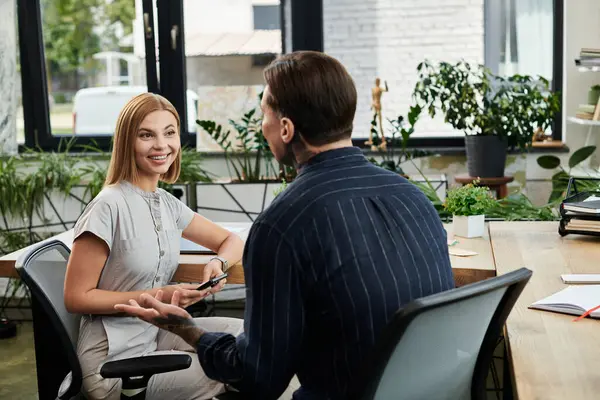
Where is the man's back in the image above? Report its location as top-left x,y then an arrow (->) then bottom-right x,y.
243,147 -> 454,399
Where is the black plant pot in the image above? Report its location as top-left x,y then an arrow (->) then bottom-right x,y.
465,135 -> 508,178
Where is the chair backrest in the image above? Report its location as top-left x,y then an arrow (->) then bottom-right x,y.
356,267 -> 532,400
15,239 -> 82,398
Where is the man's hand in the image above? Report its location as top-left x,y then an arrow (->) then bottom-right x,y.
115,290 -> 204,346
203,260 -> 227,294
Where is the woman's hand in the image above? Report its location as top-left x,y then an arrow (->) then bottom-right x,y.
202,260 -> 227,294
160,283 -> 210,308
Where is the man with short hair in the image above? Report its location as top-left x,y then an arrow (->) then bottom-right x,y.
117,51 -> 455,399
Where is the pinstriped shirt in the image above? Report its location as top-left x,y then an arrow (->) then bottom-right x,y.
197,147 -> 455,399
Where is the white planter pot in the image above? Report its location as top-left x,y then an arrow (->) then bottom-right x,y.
453,214 -> 485,238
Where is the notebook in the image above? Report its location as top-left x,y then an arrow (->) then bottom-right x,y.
561,274 -> 600,284
563,195 -> 600,214
529,285 -> 600,319
179,225 -> 251,254
180,237 -> 213,254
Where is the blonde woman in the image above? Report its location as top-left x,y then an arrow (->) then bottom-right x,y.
64,93 -> 244,400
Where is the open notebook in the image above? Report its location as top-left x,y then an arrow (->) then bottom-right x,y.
529,285 -> 600,319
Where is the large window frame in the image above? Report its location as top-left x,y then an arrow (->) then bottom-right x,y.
17,0 -> 562,152
350,0 -> 564,149
17,0 -> 195,152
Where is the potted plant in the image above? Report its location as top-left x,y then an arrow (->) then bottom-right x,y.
196,96 -> 297,221
589,84 -> 600,106
537,145 -> 598,202
444,182 -> 495,238
413,60 -> 561,178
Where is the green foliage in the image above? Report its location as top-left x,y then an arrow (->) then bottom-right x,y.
42,0 -> 102,74
444,182 -> 496,216
197,98 -> 296,183
413,60 -> 561,151
42,0 -> 136,79
177,146 -> 214,184
486,193 -> 558,221
198,108 -> 275,182
536,145 -> 598,202
411,180 -> 451,220
273,179 -> 288,197
368,106 -> 430,175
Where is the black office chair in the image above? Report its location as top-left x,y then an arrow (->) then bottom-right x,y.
15,240 -> 192,400
354,267 -> 532,400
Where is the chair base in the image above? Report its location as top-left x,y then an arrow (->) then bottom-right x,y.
0,318 -> 17,339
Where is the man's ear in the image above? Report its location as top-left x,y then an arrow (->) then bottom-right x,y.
280,117 -> 295,144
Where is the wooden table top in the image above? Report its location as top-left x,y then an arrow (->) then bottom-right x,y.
491,221 -> 600,400
0,223 -> 252,284
0,223 -> 491,286
445,223 -> 496,286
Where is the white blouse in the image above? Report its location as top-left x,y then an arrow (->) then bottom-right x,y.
73,180 -> 195,362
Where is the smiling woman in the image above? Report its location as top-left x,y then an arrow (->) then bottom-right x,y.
105,93 -> 182,190
62,92 -> 246,399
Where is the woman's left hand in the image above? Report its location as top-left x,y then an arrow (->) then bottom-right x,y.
203,260 -> 227,294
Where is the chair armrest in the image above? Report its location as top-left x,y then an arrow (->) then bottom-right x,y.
100,354 -> 192,379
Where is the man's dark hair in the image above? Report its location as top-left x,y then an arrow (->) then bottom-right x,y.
263,51 -> 357,146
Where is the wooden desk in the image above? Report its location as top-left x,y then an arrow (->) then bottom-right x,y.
491,221 -> 600,400
445,223 -> 496,286
0,223 -> 492,289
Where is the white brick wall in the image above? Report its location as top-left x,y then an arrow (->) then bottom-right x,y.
323,0 -> 484,139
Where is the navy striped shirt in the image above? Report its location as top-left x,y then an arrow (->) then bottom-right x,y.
197,146 -> 454,399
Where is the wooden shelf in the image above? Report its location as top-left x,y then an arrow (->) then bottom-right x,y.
531,140 -> 565,149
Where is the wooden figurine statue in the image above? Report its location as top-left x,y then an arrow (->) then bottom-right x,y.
366,77 -> 389,150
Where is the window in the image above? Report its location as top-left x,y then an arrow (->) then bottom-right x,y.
1,1 -> 22,152
41,0 -> 139,138
185,0 -> 281,151
485,0 -> 561,140
253,5 -> 280,30
325,0 -> 563,145
487,0 -> 554,83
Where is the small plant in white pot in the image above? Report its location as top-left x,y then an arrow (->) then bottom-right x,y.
444,182 -> 495,238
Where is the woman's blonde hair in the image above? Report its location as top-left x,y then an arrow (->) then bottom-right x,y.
105,93 -> 182,186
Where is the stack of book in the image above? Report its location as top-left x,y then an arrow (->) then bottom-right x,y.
575,104 -> 597,120
559,178 -> 600,236
575,47 -> 600,68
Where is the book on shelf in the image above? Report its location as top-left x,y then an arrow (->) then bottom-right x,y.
562,218 -> 600,233
530,285 -> 600,319
575,58 -> 600,67
578,104 -> 596,114
562,195 -> 600,214
575,112 -> 594,120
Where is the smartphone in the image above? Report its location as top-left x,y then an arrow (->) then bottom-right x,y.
196,273 -> 228,291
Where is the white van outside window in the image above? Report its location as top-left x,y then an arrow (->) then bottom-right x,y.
72,86 -> 198,135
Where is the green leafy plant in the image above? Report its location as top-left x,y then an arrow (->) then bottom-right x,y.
486,193 -> 558,221
273,179 -> 288,197
537,145 -> 598,202
413,60 -> 561,151
444,182 -> 496,216
197,95 -> 297,183
197,108 -> 280,182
